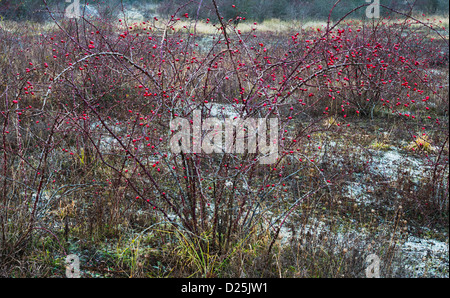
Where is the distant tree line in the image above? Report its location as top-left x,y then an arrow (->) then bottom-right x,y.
156,0 -> 448,21
0,0 -> 448,22
0,0 -> 62,21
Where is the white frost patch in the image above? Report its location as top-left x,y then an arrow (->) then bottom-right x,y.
89,120 -> 125,151
402,236 -> 448,256
368,148 -> 425,180
343,182 -> 375,203
82,5 -> 100,18
398,236 -> 449,277
123,8 -> 145,22
98,136 -> 121,151
204,103 -> 243,119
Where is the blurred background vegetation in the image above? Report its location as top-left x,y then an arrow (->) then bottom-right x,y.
0,0 -> 448,22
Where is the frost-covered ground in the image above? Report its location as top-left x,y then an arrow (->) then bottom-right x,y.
275,218 -> 448,277
399,235 -> 449,277
343,148 -> 448,277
